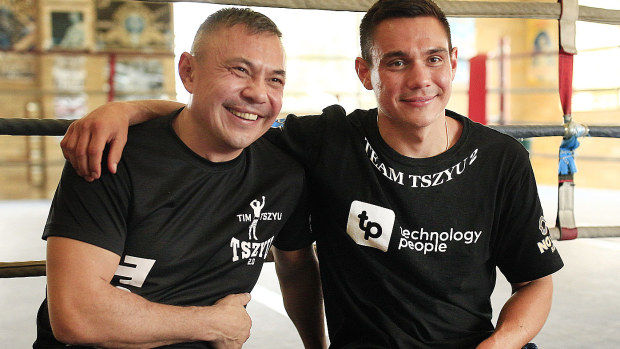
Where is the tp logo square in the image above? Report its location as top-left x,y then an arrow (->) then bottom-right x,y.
346,200 -> 395,252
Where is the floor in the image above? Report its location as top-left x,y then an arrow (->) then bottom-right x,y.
1,185 -> 619,348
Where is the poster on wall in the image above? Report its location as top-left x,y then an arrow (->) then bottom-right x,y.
54,95 -> 88,119
0,52 -> 36,81
41,0 -> 94,51
111,57 -> 167,100
96,1 -> 173,52
527,20 -> 557,85
52,55 -> 88,119
0,0 -> 36,51
52,55 -> 86,91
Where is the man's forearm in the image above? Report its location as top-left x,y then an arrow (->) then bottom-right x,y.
477,275 -> 553,349
50,280 -> 247,348
274,246 -> 327,349
47,237 -> 250,348
126,99 -> 185,125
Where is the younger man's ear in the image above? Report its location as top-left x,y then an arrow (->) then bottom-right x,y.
355,57 -> 373,91
450,47 -> 458,80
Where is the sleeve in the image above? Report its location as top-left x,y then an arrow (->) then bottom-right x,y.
265,104 -> 347,168
493,143 -> 564,283
42,156 -> 132,256
272,174 -> 314,251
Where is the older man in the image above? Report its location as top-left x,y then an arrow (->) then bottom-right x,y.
35,8 -> 325,349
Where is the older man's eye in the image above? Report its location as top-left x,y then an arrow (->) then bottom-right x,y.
271,78 -> 284,85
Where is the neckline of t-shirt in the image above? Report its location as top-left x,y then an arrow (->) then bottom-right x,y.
364,108 -> 469,168
165,110 -> 246,172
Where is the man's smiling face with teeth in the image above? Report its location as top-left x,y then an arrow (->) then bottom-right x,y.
178,23 -> 285,161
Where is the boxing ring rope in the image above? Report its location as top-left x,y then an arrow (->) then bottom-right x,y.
0,118 -> 73,136
2,0 -> 620,278
489,125 -> 620,139
3,117 -> 620,139
0,260 -> 46,278
142,0 -> 620,25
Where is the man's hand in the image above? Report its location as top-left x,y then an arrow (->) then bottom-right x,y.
61,101 -> 130,182
209,293 -> 252,349
61,99 -> 183,182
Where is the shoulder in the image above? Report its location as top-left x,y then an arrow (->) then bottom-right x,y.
281,104 -> 374,129
323,104 -> 375,125
449,109 -> 529,155
247,137 -> 307,193
125,111 -> 179,152
251,136 -> 304,171
270,104 -> 370,146
129,110 -> 178,136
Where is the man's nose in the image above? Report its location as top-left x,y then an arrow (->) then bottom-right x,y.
242,78 -> 269,104
405,63 -> 432,89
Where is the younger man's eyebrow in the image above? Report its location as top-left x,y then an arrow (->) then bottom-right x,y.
381,47 -> 449,60
427,47 -> 449,55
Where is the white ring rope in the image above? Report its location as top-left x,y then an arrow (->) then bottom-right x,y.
143,0 -> 620,25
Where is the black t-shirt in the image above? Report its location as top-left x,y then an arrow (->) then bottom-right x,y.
35,110 -> 312,348
268,105 -> 564,348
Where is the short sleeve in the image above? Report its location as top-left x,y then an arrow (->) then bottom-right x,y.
43,159 -> 131,256
493,146 -> 564,283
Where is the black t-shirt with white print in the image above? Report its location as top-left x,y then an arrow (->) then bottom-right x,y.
268,105 -> 564,348
35,110 -> 312,348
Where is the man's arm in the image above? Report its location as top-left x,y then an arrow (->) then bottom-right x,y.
476,275 -> 554,349
273,245 -> 327,349
46,236 -> 251,349
61,100 -> 183,181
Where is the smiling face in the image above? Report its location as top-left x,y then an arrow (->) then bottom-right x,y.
356,16 -> 457,132
178,23 -> 285,161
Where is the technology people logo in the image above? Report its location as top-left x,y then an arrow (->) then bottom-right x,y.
346,200 -> 395,252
